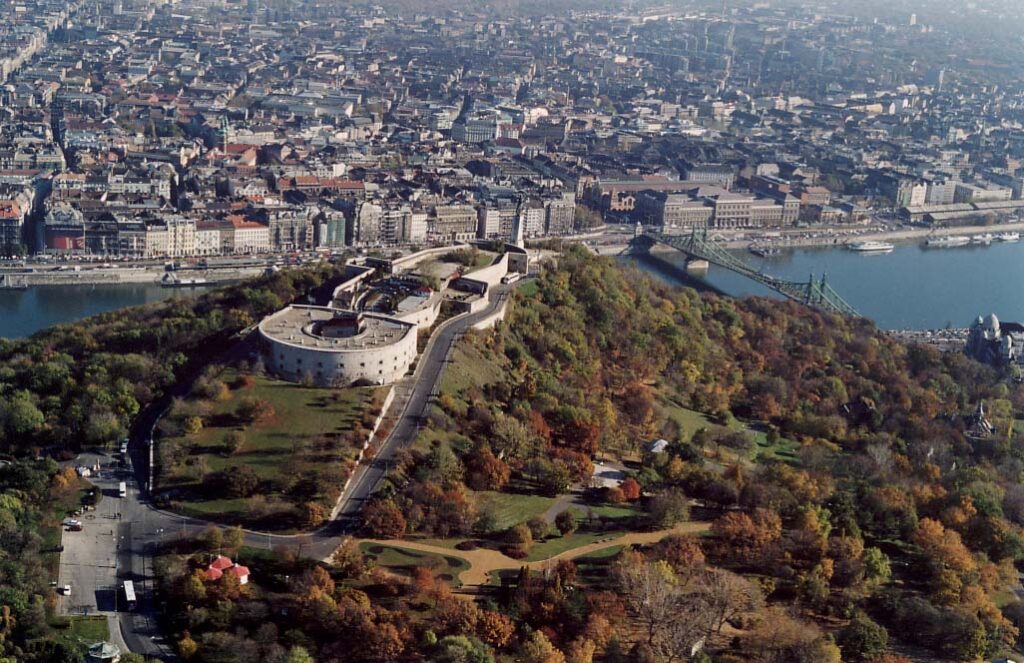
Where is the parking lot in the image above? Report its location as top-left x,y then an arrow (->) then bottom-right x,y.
57,452 -> 131,650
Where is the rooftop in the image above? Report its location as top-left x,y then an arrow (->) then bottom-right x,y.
259,305 -> 414,352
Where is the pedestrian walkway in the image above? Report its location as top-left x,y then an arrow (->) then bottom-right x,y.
358,520 -> 711,588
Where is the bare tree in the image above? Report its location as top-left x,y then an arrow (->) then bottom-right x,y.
616,556 -> 716,662
699,567 -> 764,634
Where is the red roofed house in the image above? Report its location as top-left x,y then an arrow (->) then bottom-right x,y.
205,555 -> 250,585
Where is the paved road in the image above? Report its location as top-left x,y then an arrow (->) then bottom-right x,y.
328,286 -> 514,542
56,453 -> 129,654
104,282 -> 516,656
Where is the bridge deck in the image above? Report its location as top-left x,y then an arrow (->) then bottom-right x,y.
643,230 -> 859,317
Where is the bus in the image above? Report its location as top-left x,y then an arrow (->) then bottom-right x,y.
118,482 -> 126,498
121,581 -> 136,610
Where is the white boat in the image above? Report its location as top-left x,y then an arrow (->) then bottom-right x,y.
925,235 -> 971,248
161,274 -> 210,288
970,233 -> 994,245
749,245 -> 782,258
847,240 -> 894,253
995,232 -> 1021,242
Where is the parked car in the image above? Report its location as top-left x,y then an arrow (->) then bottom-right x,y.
61,585 -> 71,596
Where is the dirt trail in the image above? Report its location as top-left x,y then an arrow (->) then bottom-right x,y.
359,520 -> 711,587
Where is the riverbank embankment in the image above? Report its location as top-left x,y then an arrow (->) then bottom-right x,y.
0,266 -> 264,286
719,220 -> 1024,250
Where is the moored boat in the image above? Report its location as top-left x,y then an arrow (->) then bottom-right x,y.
161,274 -> 210,288
925,235 -> 971,248
847,240 -> 894,253
749,245 -> 782,257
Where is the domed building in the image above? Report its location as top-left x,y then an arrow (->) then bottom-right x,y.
966,313 -> 1024,365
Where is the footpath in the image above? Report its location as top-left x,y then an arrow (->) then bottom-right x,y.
359,520 -> 711,588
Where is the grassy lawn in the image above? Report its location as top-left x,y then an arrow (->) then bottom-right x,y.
575,545 -> 625,574
158,369 -> 386,531
525,530 -> 628,561
409,423 -> 464,455
464,251 -> 499,271
662,401 -> 716,441
51,614 -> 110,645
587,504 -> 641,521
67,616 -> 109,643
662,399 -> 800,465
439,341 -> 507,397
474,491 -> 556,531
359,543 -> 470,587
517,279 -> 539,297
755,433 -> 800,463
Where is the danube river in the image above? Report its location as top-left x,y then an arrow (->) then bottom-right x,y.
0,283 -> 211,339
3,240 -> 1023,337
630,239 -> 1024,330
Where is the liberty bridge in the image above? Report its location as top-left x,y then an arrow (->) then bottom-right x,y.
633,228 -> 860,317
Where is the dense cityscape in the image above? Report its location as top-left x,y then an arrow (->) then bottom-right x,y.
5,2 -> 1024,663
0,0 -> 1023,261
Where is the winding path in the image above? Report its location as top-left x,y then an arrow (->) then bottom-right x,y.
360,520 -> 712,587
113,283 -> 518,658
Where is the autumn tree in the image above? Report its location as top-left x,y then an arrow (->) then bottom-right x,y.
711,508 -> 782,564
236,396 -> 275,424
434,635 -> 495,663
565,638 -> 596,663
223,525 -> 244,554
302,501 -> 327,528
555,510 -> 578,536
651,534 -> 705,577
476,610 -> 515,648
744,607 -> 838,663
505,523 -> 534,557
465,443 -> 511,491
518,630 -> 566,663
620,477 -> 642,501
177,632 -> 198,659
224,430 -> 245,455
838,612 -> 888,663
646,488 -> 690,529
363,499 -> 407,538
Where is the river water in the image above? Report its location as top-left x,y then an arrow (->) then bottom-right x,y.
0,283 -> 211,339
1,240 -> 1021,338
629,239 -> 1024,330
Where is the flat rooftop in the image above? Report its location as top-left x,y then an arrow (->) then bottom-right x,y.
396,292 -> 431,313
259,305 -> 413,351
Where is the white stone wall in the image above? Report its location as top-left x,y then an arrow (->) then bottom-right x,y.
391,292 -> 443,330
261,317 -> 418,387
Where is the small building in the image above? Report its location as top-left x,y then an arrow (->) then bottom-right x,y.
648,438 -> 670,454
205,555 -> 251,585
966,402 -> 996,440
86,642 -> 121,663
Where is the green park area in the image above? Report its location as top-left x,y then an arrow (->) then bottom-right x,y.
662,398 -> 800,465
156,367 -> 387,531
358,543 -> 470,587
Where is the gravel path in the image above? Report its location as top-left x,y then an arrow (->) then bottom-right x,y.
359,520 -> 711,587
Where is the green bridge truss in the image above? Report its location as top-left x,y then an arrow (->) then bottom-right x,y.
641,229 -> 860,317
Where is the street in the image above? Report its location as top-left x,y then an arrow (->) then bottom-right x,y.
66,280 -> 523,658
57,452 -> 131,654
